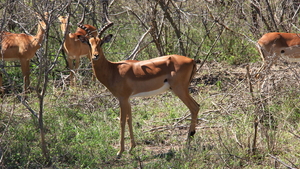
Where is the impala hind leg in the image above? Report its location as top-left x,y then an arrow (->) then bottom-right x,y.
173,88 -> 199,140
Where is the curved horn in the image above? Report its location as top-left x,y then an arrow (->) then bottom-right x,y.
98,19 -> 113,38
77,2 -> 86,25
98,0 -> 113,38
77,24 -> 95,37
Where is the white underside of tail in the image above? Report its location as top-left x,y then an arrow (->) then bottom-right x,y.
130,82 -> 170,98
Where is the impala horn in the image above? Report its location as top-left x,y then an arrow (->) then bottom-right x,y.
77,1 -> 86,25
98,0 -> 114,38
76,2 -> 96,37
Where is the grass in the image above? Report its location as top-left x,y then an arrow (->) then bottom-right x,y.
1,0 -> 300,168
1,61 -> 300,168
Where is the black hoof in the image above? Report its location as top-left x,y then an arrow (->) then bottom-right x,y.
188,131 -> 196,137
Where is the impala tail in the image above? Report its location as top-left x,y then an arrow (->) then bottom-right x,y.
189,61 -> 197,84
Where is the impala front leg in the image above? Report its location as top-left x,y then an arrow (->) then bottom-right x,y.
20,59 -> 30,92
67,57 -> 75,86
74,57 -> 80,85
117,98 -> 132,158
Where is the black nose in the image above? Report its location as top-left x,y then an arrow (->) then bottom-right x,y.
93,54 -> 99,60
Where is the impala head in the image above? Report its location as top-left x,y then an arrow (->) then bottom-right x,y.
36,12 -> 48,30
77,21 -> 114,61
77,0 -> 114,61
58,15 -> 68,24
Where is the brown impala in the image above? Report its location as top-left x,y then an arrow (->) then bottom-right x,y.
257,32 -> 300,74
78,20 -> 200,158
58,15 -> 97,85
0,12 -> 48,93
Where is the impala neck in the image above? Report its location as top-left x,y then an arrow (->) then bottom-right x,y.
32,22 -> 45,47
60,22 -> 69,35
92,47 -> 114,88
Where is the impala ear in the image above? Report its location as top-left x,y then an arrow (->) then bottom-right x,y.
103,34 -> 113,43
99,34 -> 113,47
77,35 -> 89,45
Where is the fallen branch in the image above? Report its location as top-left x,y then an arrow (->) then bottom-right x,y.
288,130 -> 300,140
144,124 -> 221,133
268,154 -> 297,169
143,126 -> 170,133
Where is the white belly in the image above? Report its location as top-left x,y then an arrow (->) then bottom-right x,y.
130,82 -> 170,98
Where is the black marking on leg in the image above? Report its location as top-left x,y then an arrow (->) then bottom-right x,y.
281,50 -> 285,53
164,79 -> 172,89
189,131 -> 196,137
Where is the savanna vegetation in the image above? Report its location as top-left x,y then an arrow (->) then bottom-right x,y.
1,0 -> 300,168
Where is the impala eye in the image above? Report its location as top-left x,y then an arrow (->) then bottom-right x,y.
281,50 -> 285,53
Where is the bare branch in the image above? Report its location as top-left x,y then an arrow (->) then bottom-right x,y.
268,154 -> 297,169
126,27 -> 152,60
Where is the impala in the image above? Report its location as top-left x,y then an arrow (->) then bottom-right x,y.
257,32 -> 300,74
78,22 -> 200,158
58,15 -> 97,85
0,12 -> 47,93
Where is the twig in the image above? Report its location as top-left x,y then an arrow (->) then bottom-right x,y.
197,25 -> 224,72
157,0 -> 186,56
126,27 -> 152,60
0,100 -> 16,164
268,154 -> 297,169
264,0 -> 278,32
197,4 -> 233,72
173,113 -> 190,126
123,6 -> 148,30
207,4 -> 256,45
17,95 -> 38,118
288,130 -> 300,140
144,124 -> 221,133
246,65 -> 259,155
143,126 -> 170,133
246,65 -> 254,100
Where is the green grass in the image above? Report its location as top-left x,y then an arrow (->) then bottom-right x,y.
1,67 -> 300,168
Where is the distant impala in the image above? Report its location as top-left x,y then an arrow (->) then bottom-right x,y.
58,15 -> 97,85
257,32 -> 300,74
0,12 -> 47,93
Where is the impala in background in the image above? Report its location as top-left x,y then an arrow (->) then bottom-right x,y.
256,32 -> 300,75
58,14 -> 97,86
0,12 -> 48,93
